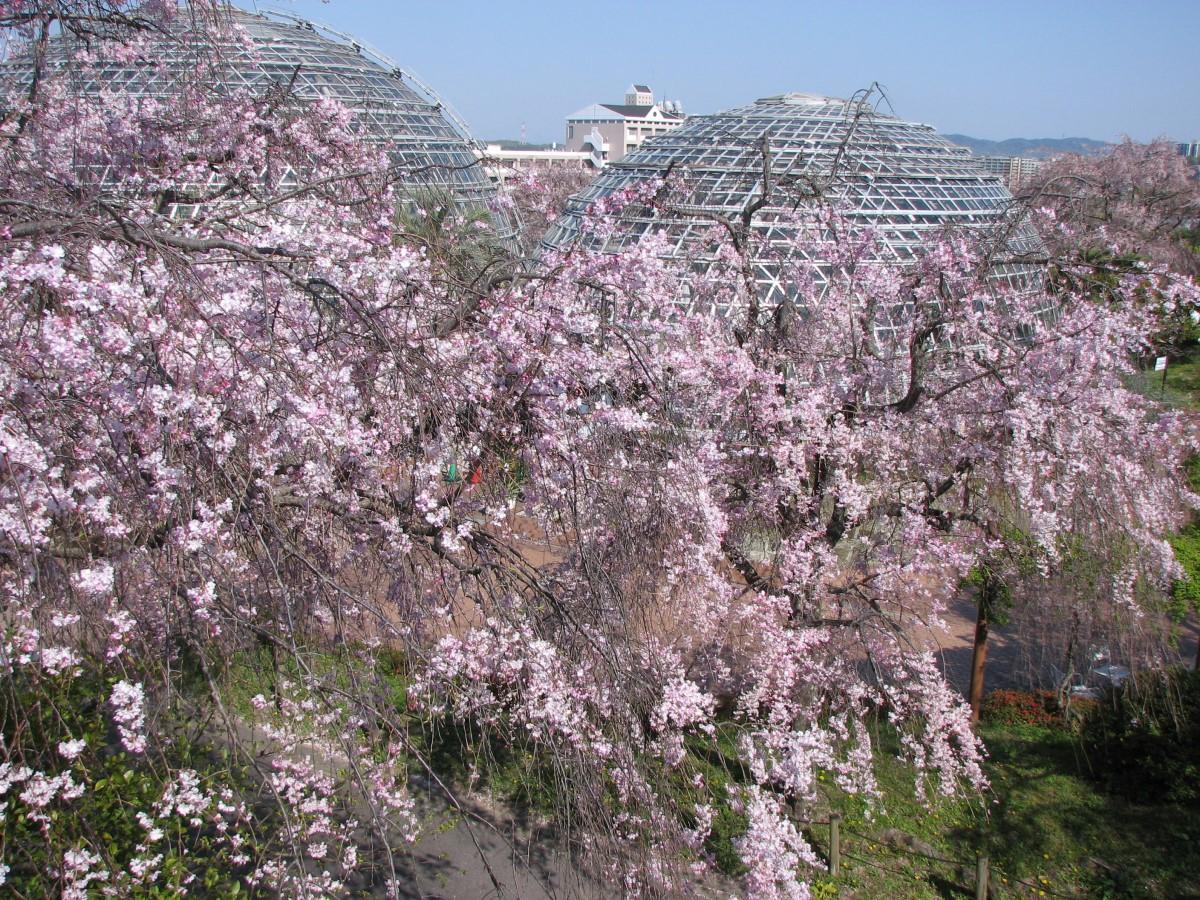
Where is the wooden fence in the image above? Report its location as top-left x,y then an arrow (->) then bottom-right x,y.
815,813 -> 1073,898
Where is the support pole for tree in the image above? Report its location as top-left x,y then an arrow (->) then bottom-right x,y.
829,813 -> 841,877
975,855 -> 989,900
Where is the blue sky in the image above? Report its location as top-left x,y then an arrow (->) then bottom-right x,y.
253,0 -> 1198,145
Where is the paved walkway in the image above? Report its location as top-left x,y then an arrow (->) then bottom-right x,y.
930,590 -> 1200,696
377,786 -> 598,899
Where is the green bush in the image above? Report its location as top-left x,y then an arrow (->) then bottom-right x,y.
0,664 -> 255,896
1170,523 -> 1200,617
1079,667 -> 1200,805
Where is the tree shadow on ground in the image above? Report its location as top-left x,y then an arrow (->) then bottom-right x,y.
946,727 -> 1200,899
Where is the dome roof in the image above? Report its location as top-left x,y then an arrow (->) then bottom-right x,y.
0,7 -> 516,242
544,93 -> 1041,319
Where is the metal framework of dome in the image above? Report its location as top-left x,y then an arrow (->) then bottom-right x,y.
0,6 -> 516,242
544,92 -> 1042,325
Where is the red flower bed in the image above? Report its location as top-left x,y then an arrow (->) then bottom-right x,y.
981,689 -> 1063,728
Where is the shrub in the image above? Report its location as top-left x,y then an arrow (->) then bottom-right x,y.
0,661 -> 257,896
1170,523 -> 1200,617
1079,667 -> 1200,804
981,689 -> 1063,728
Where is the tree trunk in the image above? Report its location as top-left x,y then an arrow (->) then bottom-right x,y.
967,586 -> 992,725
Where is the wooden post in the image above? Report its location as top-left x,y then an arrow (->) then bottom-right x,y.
829,813 -> 841,877
975,854 -> 989,900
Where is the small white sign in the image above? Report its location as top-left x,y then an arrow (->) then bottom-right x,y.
1155,356 -> 1168,371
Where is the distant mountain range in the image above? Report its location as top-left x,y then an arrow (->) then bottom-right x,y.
941,134 -> 1110,159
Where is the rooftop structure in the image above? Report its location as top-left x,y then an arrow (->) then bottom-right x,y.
565,84 -> 686,165
545,92 -> 1042,324
0,7 -> 517,241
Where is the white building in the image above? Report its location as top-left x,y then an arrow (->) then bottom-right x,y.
564,84 -> 685,165
479,143 -> 600,182
976,155 -> 1043,192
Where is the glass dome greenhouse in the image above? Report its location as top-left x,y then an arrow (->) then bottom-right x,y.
0,6 -> 517,242
544,92 -> 1042,321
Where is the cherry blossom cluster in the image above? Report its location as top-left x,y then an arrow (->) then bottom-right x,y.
0,1 -> 1195,896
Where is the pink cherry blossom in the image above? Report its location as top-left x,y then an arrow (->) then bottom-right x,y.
0,2 -> 1194,897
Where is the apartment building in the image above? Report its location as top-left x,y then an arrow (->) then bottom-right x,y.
564,84 -> 685,165
976,155 -> 1043,192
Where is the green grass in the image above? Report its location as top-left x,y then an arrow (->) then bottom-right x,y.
1133,349 -> 1200,411
1162,350 -> 1200,407
982,726 -> 1199,898
810,723 -> 1200,898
